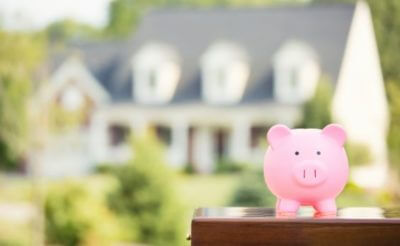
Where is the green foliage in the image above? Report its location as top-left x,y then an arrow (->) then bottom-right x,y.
387,81 -> 400,165
182,163 -> 196,174
107,134 -> 185,246
345,141 -> 373,166
0,31 -> 43,169
229,168 -> 275,206
337,181 -> 379,207
297,76 -> 333,129
215,159 -> 248,174
106,0 -> 143,37
366,0 -> 400,83
45,177 -> 128,246
46,19 -> 102,43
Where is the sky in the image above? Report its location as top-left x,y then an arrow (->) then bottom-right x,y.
0,0 -> 112,30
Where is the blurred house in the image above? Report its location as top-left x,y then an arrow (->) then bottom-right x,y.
38,1 -> 388,187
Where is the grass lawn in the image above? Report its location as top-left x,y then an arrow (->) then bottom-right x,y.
0,175 -> 34,246
176,173 -> 240,230
177,173 -> 240,209
0,175 -> 32,202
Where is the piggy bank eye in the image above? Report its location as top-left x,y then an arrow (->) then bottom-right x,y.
295,151 -> 299,156
316,151 -> 321,155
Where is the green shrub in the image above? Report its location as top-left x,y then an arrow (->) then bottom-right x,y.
45,177 -> 128,246
387,81 -> 400,167
229,168 -> 275,207
94,163 -> 115,174
215,159 -> 248,174
107,133 -> 185,246
297,75 -> 333,128
182,163 -> 196,174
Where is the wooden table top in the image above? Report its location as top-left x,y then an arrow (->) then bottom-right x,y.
193,207 -> 400,222
190,207 -> 400,245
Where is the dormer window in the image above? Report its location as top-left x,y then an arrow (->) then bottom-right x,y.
148,70 -> 157,90
273,40 -> 320,104
201,41 -> 250,104
132,43 -> 181,104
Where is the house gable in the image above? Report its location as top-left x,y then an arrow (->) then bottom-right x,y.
48,55 -> 110,106
332,1 -> 389,187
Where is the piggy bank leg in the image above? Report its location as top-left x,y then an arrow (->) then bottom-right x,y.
313,199 -> 337,216
276,199 -> 300,217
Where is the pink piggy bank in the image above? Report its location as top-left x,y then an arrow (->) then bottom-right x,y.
264,124 -> 349,216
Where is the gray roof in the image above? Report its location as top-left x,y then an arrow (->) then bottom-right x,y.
50,4 -> 355,104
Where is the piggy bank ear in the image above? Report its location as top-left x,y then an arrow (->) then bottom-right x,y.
322,124 -> 346,146
267,124 -> 291,149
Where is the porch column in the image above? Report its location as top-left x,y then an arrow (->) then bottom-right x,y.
230,120 -> 251,163
169,120 -> 188,168
193,127 -> 215,173
89,111 -> 109,163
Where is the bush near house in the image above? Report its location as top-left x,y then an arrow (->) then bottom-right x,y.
45,177 -> 128,246
106,134 -> 186,246
298,75 -> 373,166
229,168 -> 275,207
297,75 -> 333,129
215,159 -> 249,174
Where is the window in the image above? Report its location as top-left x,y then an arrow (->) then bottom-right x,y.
132,43 -> 180,104
109,124 -> 130,147
273,40 -> 320,104
288,67 -> 300,98
155,125 -> 172,146
214,128 -> 229,159
201,41 -> 249,104
289,68 -> 298,90
216,69 -> 226,88
148,69 -> 157,92
250,125 -> 270,148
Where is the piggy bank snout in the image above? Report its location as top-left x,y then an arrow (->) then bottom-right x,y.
292,161 -> 327,187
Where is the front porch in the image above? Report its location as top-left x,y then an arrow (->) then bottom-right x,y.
88,105 -> 300,173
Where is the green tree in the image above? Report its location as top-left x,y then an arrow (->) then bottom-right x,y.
368,0 -> 400,167
107,133 -> 185,246
0,31 -> 43,169
297,76 -> 333,129
46,19 -> 101,44
298,75 -> 373,165
105,0 -> 307,37
387,81 -> 400,165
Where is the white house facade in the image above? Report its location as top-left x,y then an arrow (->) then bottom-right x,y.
38,1 -> 389,187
